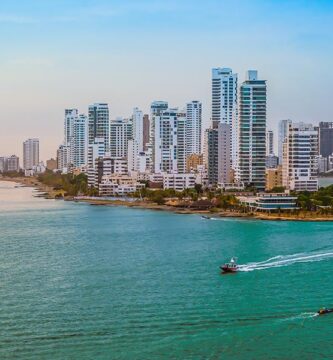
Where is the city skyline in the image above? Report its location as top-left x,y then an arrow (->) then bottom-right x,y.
1,0 -> 333,160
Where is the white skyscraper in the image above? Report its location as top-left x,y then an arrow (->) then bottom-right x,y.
57,144 -> 71,171
186,101 -> 202,157
88,103 -> 110,151
211,68 -> 238,168
237,70 -> 267,191
23,138 -> 39,170
149,101 -> 168,162
87,138 -> 105,168
64,109 -> 78,146
110,118 -> 133,158
154,109 -> 186,174
71,114 -> 88,168
132,108 -> 144,153
282,122 -> 318,191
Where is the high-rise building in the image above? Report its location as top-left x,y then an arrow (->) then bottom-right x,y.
7,155 -> 20,172
211,68 -> 238,169
186,101 -> 202,157
278,119 -> 292,163
237,70 -> 267,191
153,109 -> 186,174
0,155 -> 20,172
64,109 -> 78,146
87,138 -> 105,168
23,138 -> 39,170
149,101 -> 168,146
206,123 -> 231,185
71,114 -> 88,168
282,122 -> 318,191
110,118 -> 132,158
319,122 -> 333,157
57,144 -> 71,170
149,101 -> 168,170
88,103 -> 110,151
0,157 -> 5,173
266,130 -> 274,156
143,114 -> 150,151
132,107 -> 144,153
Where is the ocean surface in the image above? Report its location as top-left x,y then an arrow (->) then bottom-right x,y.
1,181 -> 333,359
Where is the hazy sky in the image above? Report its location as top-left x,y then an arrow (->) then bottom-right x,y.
1,0 -> 333,161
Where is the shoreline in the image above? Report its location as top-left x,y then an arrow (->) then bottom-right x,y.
0,176 -> 61,199
2,177 -> 333,222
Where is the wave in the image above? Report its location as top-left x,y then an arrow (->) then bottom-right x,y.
280,312 -> 318,322
238,251 -> 333,272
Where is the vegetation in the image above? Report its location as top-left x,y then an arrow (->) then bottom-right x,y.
1,170 -> 25,177
37,170 -> 97,197
295,185 -> 333,212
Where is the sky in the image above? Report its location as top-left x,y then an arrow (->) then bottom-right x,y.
0,0 -> 333,161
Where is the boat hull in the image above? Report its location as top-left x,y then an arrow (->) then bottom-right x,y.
220,266 -> 238,273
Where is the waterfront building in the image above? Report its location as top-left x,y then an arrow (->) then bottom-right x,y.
211,68 -> 238,169
99,174 -> 144,196
110,118 -> 132,158
46,158 -> 57,171
318,122 -> 333,171
238,193 -> 298,211
217,123 -> 231,185
153,109 -> 186,174
282,122 -> 319,191
91,155 -> 128,188
319,122 -> 333,157
206,123 -> 231,185
150,101 -> 168,167
206,128 -> 218,185
23,138 -> 39,170
57,144 -> 71,171
278,119 -> 292,163
0,155 -> 20,172
0,157 -> 5,172
87,138 -> 105,168
186,101 -> 202,157
317,155 -> 328,174
237,70 -> 267,191
143,114 -> 150,151
71,114 -> 88,168
64,109 -> 78,146
7,155 -> 20,172
163,173 -> 196,191
132,108 -> 144,153
266,130 -> 274,156
88,103 -> 110,151
265,166 -> 283,191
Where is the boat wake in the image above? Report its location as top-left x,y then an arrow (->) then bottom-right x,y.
277,312 -> 319,323
238,251 -> 333,272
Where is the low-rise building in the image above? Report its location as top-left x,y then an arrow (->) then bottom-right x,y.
163,173 -> 195,191
186,154 -> 203,173
266,166 -> 283,191
46,158 -> 57,171
99,175 -> 145,196
238,193 -> 298,211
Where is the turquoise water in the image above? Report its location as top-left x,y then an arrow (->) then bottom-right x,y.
1,181 -> 333,359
